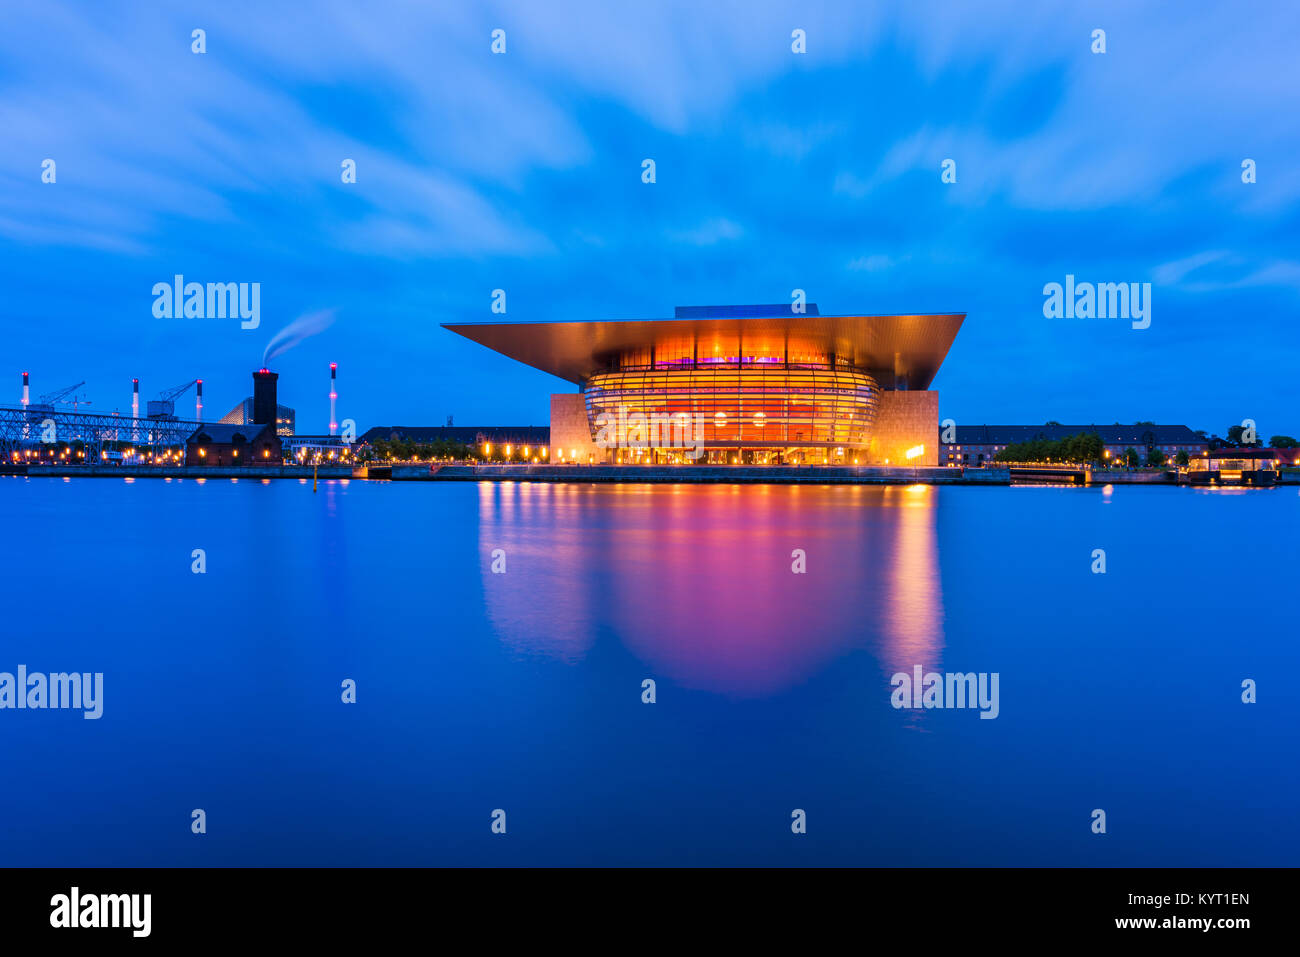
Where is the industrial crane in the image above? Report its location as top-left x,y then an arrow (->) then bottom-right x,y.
39,381 -> 86,404
30,381 -> 89,412
147,379 -> 201,420
157,379 -> 199,402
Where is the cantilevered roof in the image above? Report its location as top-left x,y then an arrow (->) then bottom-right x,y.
443,308 -> 965,389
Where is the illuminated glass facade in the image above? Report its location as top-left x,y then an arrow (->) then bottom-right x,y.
585,365 -> 879,464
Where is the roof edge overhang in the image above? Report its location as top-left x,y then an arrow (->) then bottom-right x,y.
443,312 -> 965,389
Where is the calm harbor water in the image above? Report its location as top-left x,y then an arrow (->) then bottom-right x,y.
1,476 -> 1296,866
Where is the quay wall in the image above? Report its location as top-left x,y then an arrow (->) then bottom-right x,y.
421,464 -> 1009,484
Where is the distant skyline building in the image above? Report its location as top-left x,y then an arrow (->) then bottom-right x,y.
445,304 -> 964,465
359,425 -> 549,449
281,433 -> 351,462
943,424 -> 1209,466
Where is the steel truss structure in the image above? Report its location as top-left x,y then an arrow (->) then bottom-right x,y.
0,406 -> 200,460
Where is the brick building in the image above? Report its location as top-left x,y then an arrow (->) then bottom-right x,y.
184,423 -> 282,466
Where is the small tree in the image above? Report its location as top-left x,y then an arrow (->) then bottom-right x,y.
1227,425 -> 1262,447
1269,435 -> 1298,448
1146,448 -> 1167,467
1175,450 -> 1189,467
1123,447 -> 1140,468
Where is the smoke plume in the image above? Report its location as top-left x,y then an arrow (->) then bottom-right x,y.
262,309 -> 337,366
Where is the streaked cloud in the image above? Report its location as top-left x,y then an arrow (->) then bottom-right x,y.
666,218 -> 744,246
0,0 -> 1297,433
848,254 -> 909,272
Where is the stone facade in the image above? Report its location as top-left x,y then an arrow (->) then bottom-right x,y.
550,393 -> 603,463
866,391 -> 938,465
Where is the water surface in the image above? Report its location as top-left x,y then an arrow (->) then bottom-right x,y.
0,477 -> 1295,865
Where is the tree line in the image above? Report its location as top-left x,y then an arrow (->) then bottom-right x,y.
358,438 -> 476,462
992,432 -> 1181,467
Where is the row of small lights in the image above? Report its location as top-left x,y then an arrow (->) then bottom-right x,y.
196,447 -> 274,459
10,448 -> 186,463
11,448 -> 356,464
10,449 -> 87,461
479,443 -> 551,463
475,442 -> 925,465
295,448 -> 346,461
114,448 -> 184,463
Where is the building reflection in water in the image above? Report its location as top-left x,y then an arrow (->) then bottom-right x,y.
478,481 -> 601,663
478,482 -> 943,696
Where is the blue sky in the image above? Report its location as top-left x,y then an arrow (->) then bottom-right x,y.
2,1 -> 1298,436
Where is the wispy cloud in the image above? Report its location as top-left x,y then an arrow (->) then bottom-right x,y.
1153,251 -> 1231,285
666,218 -> 744,246
1153,251 -> 1300,293
1,0 -> 1298,431
848,254 -> 909,272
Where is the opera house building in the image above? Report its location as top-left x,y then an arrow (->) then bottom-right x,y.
444,303 -> 963,466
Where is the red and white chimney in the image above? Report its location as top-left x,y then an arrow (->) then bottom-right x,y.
131,378 -> 139,441
21,372 -> 29,408
329,362 -> 338,436
196,379 -> 203,422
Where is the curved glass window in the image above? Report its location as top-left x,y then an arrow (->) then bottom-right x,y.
584,368 -> 879,452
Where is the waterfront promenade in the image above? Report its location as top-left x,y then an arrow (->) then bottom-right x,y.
4,462 -> 1006,484
7,462 -> 1293,486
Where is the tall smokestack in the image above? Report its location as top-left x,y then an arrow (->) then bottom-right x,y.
21,372 -> 28,408
329,362 -> 337,436
253,369 -> 278,430
196,379 -> 203,422
132,378 -> 139,442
